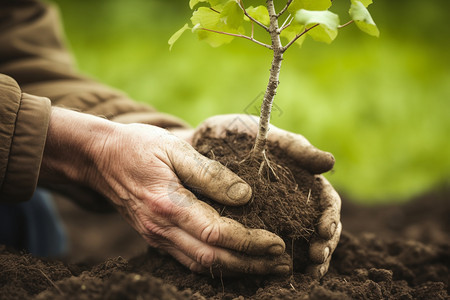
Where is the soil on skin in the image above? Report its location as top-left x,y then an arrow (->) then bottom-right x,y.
0,136 -> 449,299
193,130 -> 322,271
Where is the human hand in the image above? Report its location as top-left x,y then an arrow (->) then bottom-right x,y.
41,108 -> 290,275
183,114 -> 342,278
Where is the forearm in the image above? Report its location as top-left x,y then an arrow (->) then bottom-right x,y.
39,107 -> 118,188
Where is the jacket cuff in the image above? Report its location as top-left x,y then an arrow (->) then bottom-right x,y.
0,76 -> 51,203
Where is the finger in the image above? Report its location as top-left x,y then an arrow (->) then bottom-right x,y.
306,253 -> 331,279
307,222 -> 342,279
309,222 -> 342,264
168,140 -> 252,206
214,249 -> 291,276
164,246 -> 208,274
316,176 -> 342,240
166,188 -> 285,255
161,223 -> 291,275
171,195 -> 286,255
269,127 -> 335,174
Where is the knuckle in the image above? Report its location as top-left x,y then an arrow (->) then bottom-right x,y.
196,248 -> 216,268
199,221 -> 221,245
149,193 -> 176,217
188,261 -> 204,273
142,219 -> 171,241
236,237 -> 252,253
199,160 -> 223,182
242,261 -> 260,274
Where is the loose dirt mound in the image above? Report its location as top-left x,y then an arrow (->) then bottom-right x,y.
0,145 -> 449,299
194,130 -> 322,270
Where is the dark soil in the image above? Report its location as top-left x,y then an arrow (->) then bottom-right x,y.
0,134 -> 449,299
193,130 -> 322,270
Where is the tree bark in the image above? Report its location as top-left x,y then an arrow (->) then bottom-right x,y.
251,0 -> 283,160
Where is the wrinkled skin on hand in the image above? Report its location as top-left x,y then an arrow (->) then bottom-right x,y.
91,123 -> 291,276
43,108 -> 340,278
174,114 -> 342,278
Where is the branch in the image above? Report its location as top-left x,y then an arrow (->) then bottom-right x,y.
199,28 -> 272,49
277,0 -> 293,18
338,20 -> 354,29
237,0 -> 269,32
279,14 -> 293,32
282,23 -> 320,52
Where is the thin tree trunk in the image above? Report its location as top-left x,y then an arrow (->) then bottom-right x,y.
251,0 -> 283,161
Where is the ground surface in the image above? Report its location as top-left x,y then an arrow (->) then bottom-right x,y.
0,183 -> 448,298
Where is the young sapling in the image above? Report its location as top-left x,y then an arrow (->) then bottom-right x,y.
169,0 -> 379,168
169,0 -> 379,272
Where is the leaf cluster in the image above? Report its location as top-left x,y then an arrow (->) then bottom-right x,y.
169,0 -> 379,51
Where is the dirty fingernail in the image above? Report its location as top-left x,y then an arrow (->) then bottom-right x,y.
319,266 -> 326,277
227,182 -> 251,202
273,265 -> 290,275
323,247 -> 330,261
267,244 -> 284,256
330,223 -> 336,236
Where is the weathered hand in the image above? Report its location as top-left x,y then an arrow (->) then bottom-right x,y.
180,114 -> 342,278
42,108 -> 290,275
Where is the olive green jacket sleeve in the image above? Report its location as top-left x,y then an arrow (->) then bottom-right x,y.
0,0 -> 189,128
0,74 -> 51,203
0,0 -> 189,207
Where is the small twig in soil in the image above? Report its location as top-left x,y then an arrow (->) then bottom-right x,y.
38,269 -> 63,295
220,206 -> 226,216
290,283 -> 297,291
306,189 -> 311,204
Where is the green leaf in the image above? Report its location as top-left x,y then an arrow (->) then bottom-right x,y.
295,9 -> 339,30
349,1 -> 379,37
280,23 -> 306,47
189,0 -> 227,10
244,5 -> 270,26
288,0 -> 332,14
189,0 -> 208,9
191,7 -> 221,28
352,0 -> 372,8
307,24 -> 338,44
220,0 -> 244,30
190,4 -> 244,47
168,23 -> 190,51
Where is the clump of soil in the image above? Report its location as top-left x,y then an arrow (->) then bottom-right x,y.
0,135 -> 449,299
193,129 -> 323,270
1,186 -> 449,299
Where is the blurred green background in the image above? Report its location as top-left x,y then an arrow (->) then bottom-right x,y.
52,0 -> 449,203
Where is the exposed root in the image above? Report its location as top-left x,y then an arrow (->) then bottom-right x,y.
259,151 -> 280,181
194,130 -> 322,271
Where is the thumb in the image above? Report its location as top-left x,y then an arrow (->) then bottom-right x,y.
168,141 -> 252,206
270,127 -> 335,174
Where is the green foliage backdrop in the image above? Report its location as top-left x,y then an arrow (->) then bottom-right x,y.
52,0 -> 450,203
